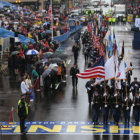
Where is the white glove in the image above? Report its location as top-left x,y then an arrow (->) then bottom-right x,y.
125,97 -> 128,102
87,87 -> 91,90
114,93 -> 117,97
105,104 -> 108,108
103,93 -> 107,96
132,104 -> 135,107
126,107 -> 129,110
115,104 -> 119,108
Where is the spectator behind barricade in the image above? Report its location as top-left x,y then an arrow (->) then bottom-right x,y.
57,63 -> 62,83
32,65 -> 39,84
44,62 -> 49,71
21,75 -> 29,95
25,74 -> 34,101
14,55 -> 20,77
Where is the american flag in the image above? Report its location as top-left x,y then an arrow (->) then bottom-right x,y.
48,4 -> 52,19
99,43 -> 104,56
93,35 -> 100,48
87,22 -> 92,33
77,57 -> 105,79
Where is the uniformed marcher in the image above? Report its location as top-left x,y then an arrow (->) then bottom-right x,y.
133,91 -> 140,125
92,87 -> 101,124
72,43 -> 79,64
122,96 -> 132,125
70,64 -> 80,88
17,95 -> 28,134
130,77 -> 140,97
112,89 -> 122,125
102,91 -> 110,125
85,79 -> 95,104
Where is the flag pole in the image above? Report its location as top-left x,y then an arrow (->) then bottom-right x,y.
50,0 -> 53,40
104,79 -> 107,104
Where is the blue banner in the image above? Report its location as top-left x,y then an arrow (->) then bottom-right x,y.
54,25 -> 81,43
69,20 -> 76,30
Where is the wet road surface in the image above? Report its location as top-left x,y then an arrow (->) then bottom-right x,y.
0,24 -> 140,139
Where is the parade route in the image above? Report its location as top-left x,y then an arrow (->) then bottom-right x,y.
1,121 -> 140,135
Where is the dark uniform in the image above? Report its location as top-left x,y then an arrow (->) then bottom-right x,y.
130,78 -> 140,97
111,91 -> 122,125
122,97 -> 132,125
72,45 -> 79,64
92,90 -> 101,124
70,64 -> 80,88
102,92 -> 110,125
133,92 -> 140,125
18,97 -> 28,134
85,79 -> 94,104
121,82 -> 131,98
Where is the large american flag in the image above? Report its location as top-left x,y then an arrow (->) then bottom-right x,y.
77,57 -> 105,79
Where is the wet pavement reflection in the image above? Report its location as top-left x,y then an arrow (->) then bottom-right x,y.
0,24 -> 140,139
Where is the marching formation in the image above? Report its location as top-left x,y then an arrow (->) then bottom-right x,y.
76,15 -> 140,125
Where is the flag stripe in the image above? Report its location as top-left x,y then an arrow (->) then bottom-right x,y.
77,74 -> 105,79
78,71 -> 105,76
77,56 -> 105,79
85,66 -> 104,72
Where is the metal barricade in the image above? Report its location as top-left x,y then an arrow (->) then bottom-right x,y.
0,123 -> 2,140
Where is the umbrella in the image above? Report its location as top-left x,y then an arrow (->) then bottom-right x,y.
25,49 -> 39,55
55,49 -> 64,54
57,54 -> 68,60
42,69 -> 51,80
35,59 -> 48,65
49,58 -> 62,63
48,63 -> 58,71
49,53 -> 68,60
43,52 -> 53,57
45,30 -> 51,34
11,51 -> 19,55
43,22 -> 50,26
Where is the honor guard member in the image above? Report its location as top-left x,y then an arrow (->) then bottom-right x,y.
85,78 -> 95,104
70,64 -> 80,88
126,62 -> 133,84
17,95 -> 28,134
130,77 -> 140,97
92,87 -> 101,124
122,95 -> 132,125
112,89 -> 122,125
133,91 -> 140,125
121,81 -> 131,98
72,43 -> 79,64
102,90 -> 110,125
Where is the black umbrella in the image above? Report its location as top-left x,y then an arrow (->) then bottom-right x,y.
35,59 -> 48,65
49,53 -> 68,60
42,69 -> 51,80
11,51 -> 19,55
57,54 -> 68,60
49,58 -> 62,63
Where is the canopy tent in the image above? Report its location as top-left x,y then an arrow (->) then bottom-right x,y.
0,28 -> 34,44
0,1 -> 16,9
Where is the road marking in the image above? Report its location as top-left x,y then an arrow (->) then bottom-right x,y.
67,59 -> 71,64
0,121 -> 140,135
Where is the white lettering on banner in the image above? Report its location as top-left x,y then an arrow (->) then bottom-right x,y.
135,18 -> 140,28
